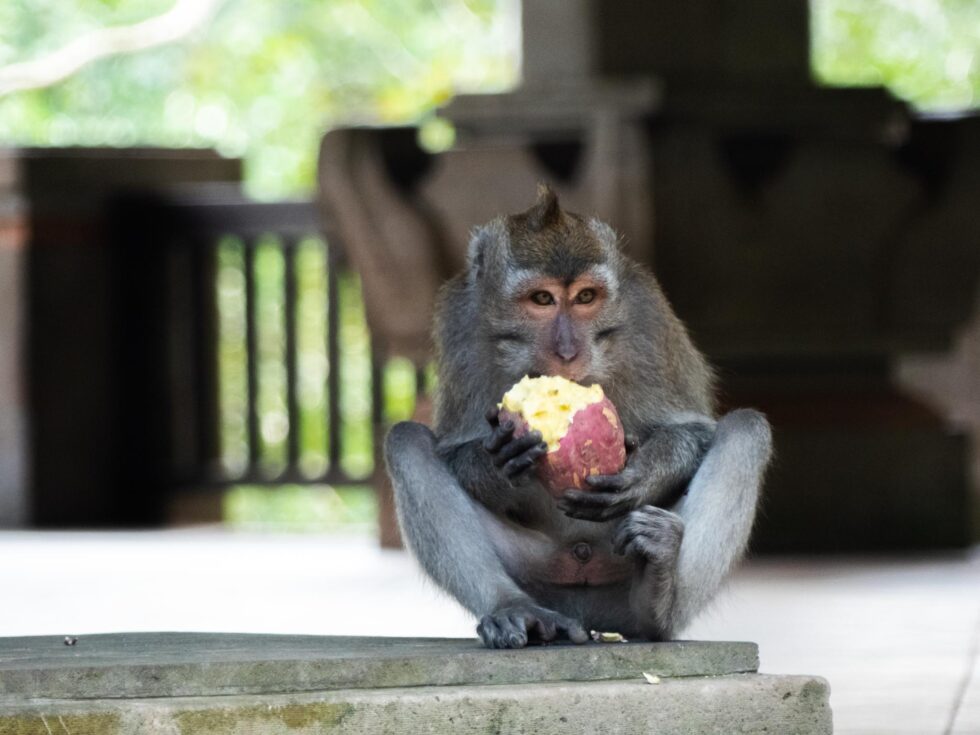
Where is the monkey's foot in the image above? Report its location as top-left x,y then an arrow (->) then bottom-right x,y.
477,603 -> 589,649
612,505 -> 684,562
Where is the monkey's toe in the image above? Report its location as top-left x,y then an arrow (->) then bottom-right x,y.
477,614 -> 528,649
613,506 -> 685,558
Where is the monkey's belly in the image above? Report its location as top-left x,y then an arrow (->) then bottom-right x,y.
543,544 -> 631,586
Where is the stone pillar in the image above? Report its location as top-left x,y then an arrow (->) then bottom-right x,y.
522,0 -> 811,85
520,0 -> 596,84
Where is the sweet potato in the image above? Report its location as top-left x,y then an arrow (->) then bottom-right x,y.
499,375 -> 626,498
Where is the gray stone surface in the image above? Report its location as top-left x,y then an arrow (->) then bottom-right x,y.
0,634 -> 833,734
0,674 -> 832,735
0,632 -> 758,700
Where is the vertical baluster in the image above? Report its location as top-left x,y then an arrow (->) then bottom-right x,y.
193,236 -> 221,480
283,237 -> 300,475
244,237 -> 260,476
326,241 -> 342,476
371,345 -> 384,429
370,343 -> 385,484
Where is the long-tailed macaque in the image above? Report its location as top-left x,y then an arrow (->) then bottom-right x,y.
385,187 -> 771,648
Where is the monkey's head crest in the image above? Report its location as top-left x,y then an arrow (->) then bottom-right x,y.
520,183 -> 562,233
506,184 -> 613,278
466,184 -> 620,285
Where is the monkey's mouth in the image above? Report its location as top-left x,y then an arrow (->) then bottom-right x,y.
532,367 -> 593,384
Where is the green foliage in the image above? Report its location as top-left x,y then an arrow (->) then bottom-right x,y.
224,484 -> 377,531
214,237 -> 382,481
383,357 -> 418,424
812,0 -> 980,111
294,238 -> 330,477
3,1 -> 977,196
0,0 -> 174,66
215,236 -> 249,474
337,270 -> 373,478
0,0 -> 519,197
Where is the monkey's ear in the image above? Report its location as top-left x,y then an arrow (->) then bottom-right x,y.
466,220 -> 505,280
589,218 -> 623,255
525,183 -> 561,233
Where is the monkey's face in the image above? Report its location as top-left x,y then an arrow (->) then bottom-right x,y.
476,186 -> 626,387
520,274 -> 602,382
494,264 -> 620,385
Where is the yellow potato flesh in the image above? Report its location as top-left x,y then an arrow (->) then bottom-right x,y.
499,375 -> 606,451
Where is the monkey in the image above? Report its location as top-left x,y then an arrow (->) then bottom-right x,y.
384,186 -> 771,648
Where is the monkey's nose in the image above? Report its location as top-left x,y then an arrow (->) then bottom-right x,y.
556,346 -> 579,362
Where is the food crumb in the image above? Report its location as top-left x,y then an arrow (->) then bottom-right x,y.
590,630 -> 628,643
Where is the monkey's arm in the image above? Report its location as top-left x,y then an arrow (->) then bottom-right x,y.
386,421 -> 589,648
439,409 -> 547,513
558,421 -> 714,522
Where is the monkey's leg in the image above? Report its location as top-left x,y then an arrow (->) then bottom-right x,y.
385,421 -> 588,648
616,409 -> 771,639
612,504 -> 685,640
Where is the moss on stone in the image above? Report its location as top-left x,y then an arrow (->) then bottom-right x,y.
174,702 -> 354,734
0,712 -> 121,735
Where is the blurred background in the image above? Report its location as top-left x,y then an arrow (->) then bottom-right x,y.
1,1 -> 979,732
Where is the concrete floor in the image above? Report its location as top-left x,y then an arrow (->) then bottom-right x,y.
1,529 -> 977,734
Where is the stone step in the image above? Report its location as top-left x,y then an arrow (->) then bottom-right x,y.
0,633 -> 832,734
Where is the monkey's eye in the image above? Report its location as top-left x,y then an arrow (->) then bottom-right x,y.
576,289 -> 596,305
530,291 -> 555,306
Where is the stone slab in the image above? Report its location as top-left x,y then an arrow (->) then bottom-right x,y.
0,633 -> 758,700
0,674 -> 832,735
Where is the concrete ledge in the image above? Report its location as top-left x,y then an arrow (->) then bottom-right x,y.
0,675 -> 832,735
0,632 -> 759,699
0,634 -> 832,735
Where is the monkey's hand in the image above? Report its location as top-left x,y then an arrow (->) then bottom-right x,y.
483,406 -> 549,483
555,446 -> 645,522
557,423 -> 713,522
477,601 -> 589,649
555,435 -> 645,522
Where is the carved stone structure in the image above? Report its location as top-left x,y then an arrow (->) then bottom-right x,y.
319,0 -> 980,550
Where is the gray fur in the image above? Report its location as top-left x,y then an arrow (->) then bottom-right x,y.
386,195 -> 769,647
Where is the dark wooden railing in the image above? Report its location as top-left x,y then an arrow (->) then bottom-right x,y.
112,185 -> 397,503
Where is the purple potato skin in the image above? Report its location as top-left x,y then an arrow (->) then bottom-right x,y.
500,397 -> 626,499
